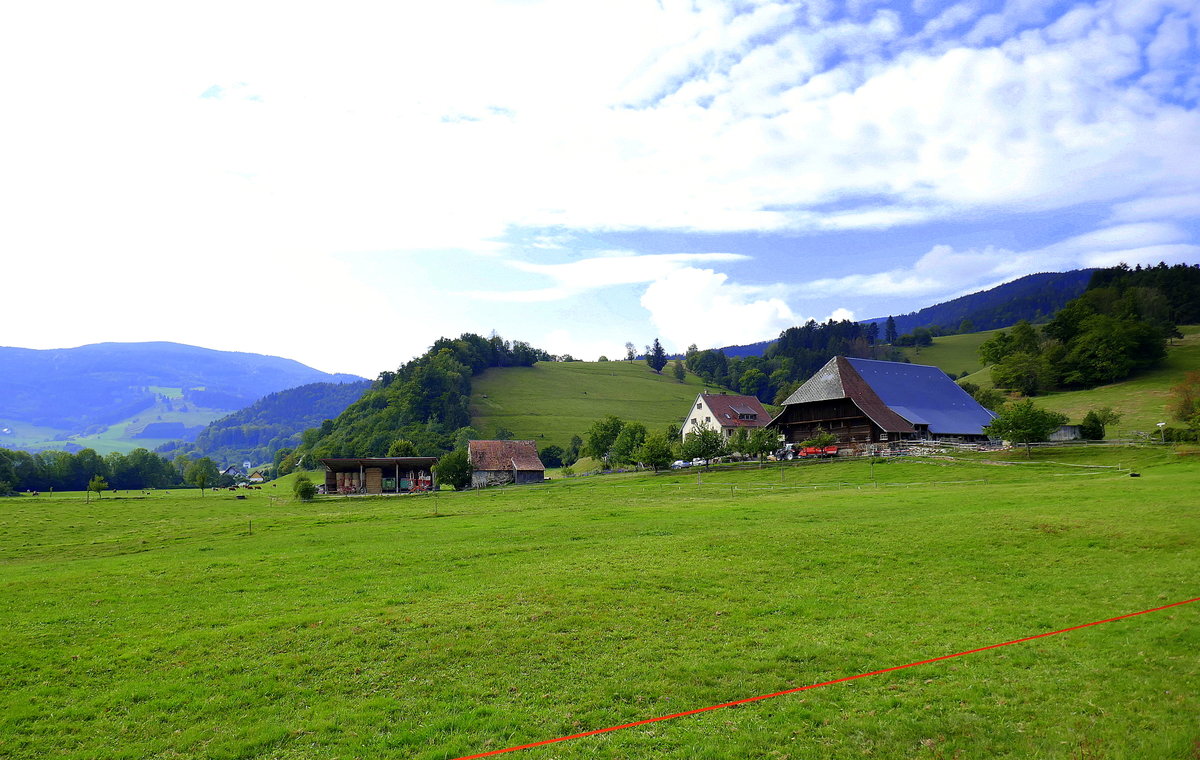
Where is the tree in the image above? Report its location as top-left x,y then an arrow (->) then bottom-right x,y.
86,474 -> 108,502
984,399 -> 1069,455
539,445 -> 565,468
387,439 -> 417,457
584,415 -> 625,465
1080,407 -> 1121,440
672,359 -> 686,383
610,421 -> 647,466
494,426 -> 516,441
800,428 -> 838,448
991,352 -> 1044,396
866,322 -> 880,345
293,474 -> 317,501
634,432 -> 675,472
738,368 -> 768,399
681,422 -> 726,465
433,448 -> 472,490
625,342 -> 637,362
564,435 -> 583,466
1167,370 -> 1200,423
184,457 -> 220,494
647,338 -> 668,373
745,426 -> 780,465
885,316 -> 898,344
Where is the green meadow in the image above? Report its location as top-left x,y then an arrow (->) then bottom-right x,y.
3,447 -> 1198,759
900,328 -> 1003,376
470,360 -> 712,447
1033,326 -> 1200,433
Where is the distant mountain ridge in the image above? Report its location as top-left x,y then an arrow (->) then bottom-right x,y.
862,269 -> 1096,335
709,269 -> 1095,358
160,380 -> 372,465
0,342 -> 364,449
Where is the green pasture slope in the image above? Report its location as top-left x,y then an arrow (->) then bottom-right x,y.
1033,325 -> 1200,433
900,328 -> 1003,376
470,360 -> 714,447
3,447 -> 1198,759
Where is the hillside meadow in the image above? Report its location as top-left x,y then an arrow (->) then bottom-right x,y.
2,447 -> 1198,759
1032,325 -> 1200,434
469,360 -> 713,448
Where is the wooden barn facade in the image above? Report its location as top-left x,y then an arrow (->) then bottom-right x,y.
769,356 -> 996,446
320,457 -> 438,495
468,440 -> 545,488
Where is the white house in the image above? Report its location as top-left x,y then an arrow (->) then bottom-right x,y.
680,392 -> 769,441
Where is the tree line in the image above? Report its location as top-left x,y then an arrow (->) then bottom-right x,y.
0,446 -> 229,495
684,319 -> 905,404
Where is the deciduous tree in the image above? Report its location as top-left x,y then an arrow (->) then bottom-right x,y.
184,457 -> 219,494
984,399 -> 1068,455
433,448 -> 472,490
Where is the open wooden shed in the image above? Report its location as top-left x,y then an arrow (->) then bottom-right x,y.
320,457 -> 439,495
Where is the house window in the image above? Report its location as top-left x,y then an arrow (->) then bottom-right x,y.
706,416 -> 711,422
696,403 -> 702,409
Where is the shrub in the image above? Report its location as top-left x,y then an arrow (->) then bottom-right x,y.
293,474 -> 317,501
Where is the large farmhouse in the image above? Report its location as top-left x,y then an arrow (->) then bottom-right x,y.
681,392 -> 769,441
769,356 -> 996,445
468,440 -> 546,488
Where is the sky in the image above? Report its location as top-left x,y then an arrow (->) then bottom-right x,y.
2,0 -> 1198,379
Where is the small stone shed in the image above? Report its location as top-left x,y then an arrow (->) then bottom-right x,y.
468,440 -> 545,488
320,457 -> 439,494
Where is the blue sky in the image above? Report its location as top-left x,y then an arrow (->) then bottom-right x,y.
1,0 -> 1198,377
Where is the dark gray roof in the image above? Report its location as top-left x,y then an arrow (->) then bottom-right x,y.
844,358 -> 996,435
780,358 -> 844,405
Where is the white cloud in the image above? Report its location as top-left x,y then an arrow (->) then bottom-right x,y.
0,1 -> 1196,372
464,252 -> 748,302
801,221 -> 1200,306
1109,193 -> 1200,222
640,267 -> 796,351
0,0 -> 1195,268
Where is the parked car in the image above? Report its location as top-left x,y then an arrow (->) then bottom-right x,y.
691,457 -> 709,466
670,460 -> 691,469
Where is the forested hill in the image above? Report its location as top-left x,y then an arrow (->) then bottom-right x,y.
292,334 -> 550,462
0,341 -> 363,433
709,269 -> 1096,359
159,380 -> 371,466
864,269 -> 1095,335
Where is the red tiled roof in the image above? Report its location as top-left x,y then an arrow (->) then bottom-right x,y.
700,393 -> 769,428
468,440 -> 545,471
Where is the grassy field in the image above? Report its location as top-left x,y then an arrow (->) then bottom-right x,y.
1032,326 -> 1200,433
470,360 -> 716,448
900,328 -> 1003,376
3,447 -> 1198,759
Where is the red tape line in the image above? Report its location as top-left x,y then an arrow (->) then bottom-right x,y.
452,596 -> 1200,759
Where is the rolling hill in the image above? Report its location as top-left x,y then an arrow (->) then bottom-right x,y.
159,380 -> 372,466
469,360 -> 723,448
1029,325 -> 1200,434
897,328 -> 1004,377
0,342 -> 364,454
